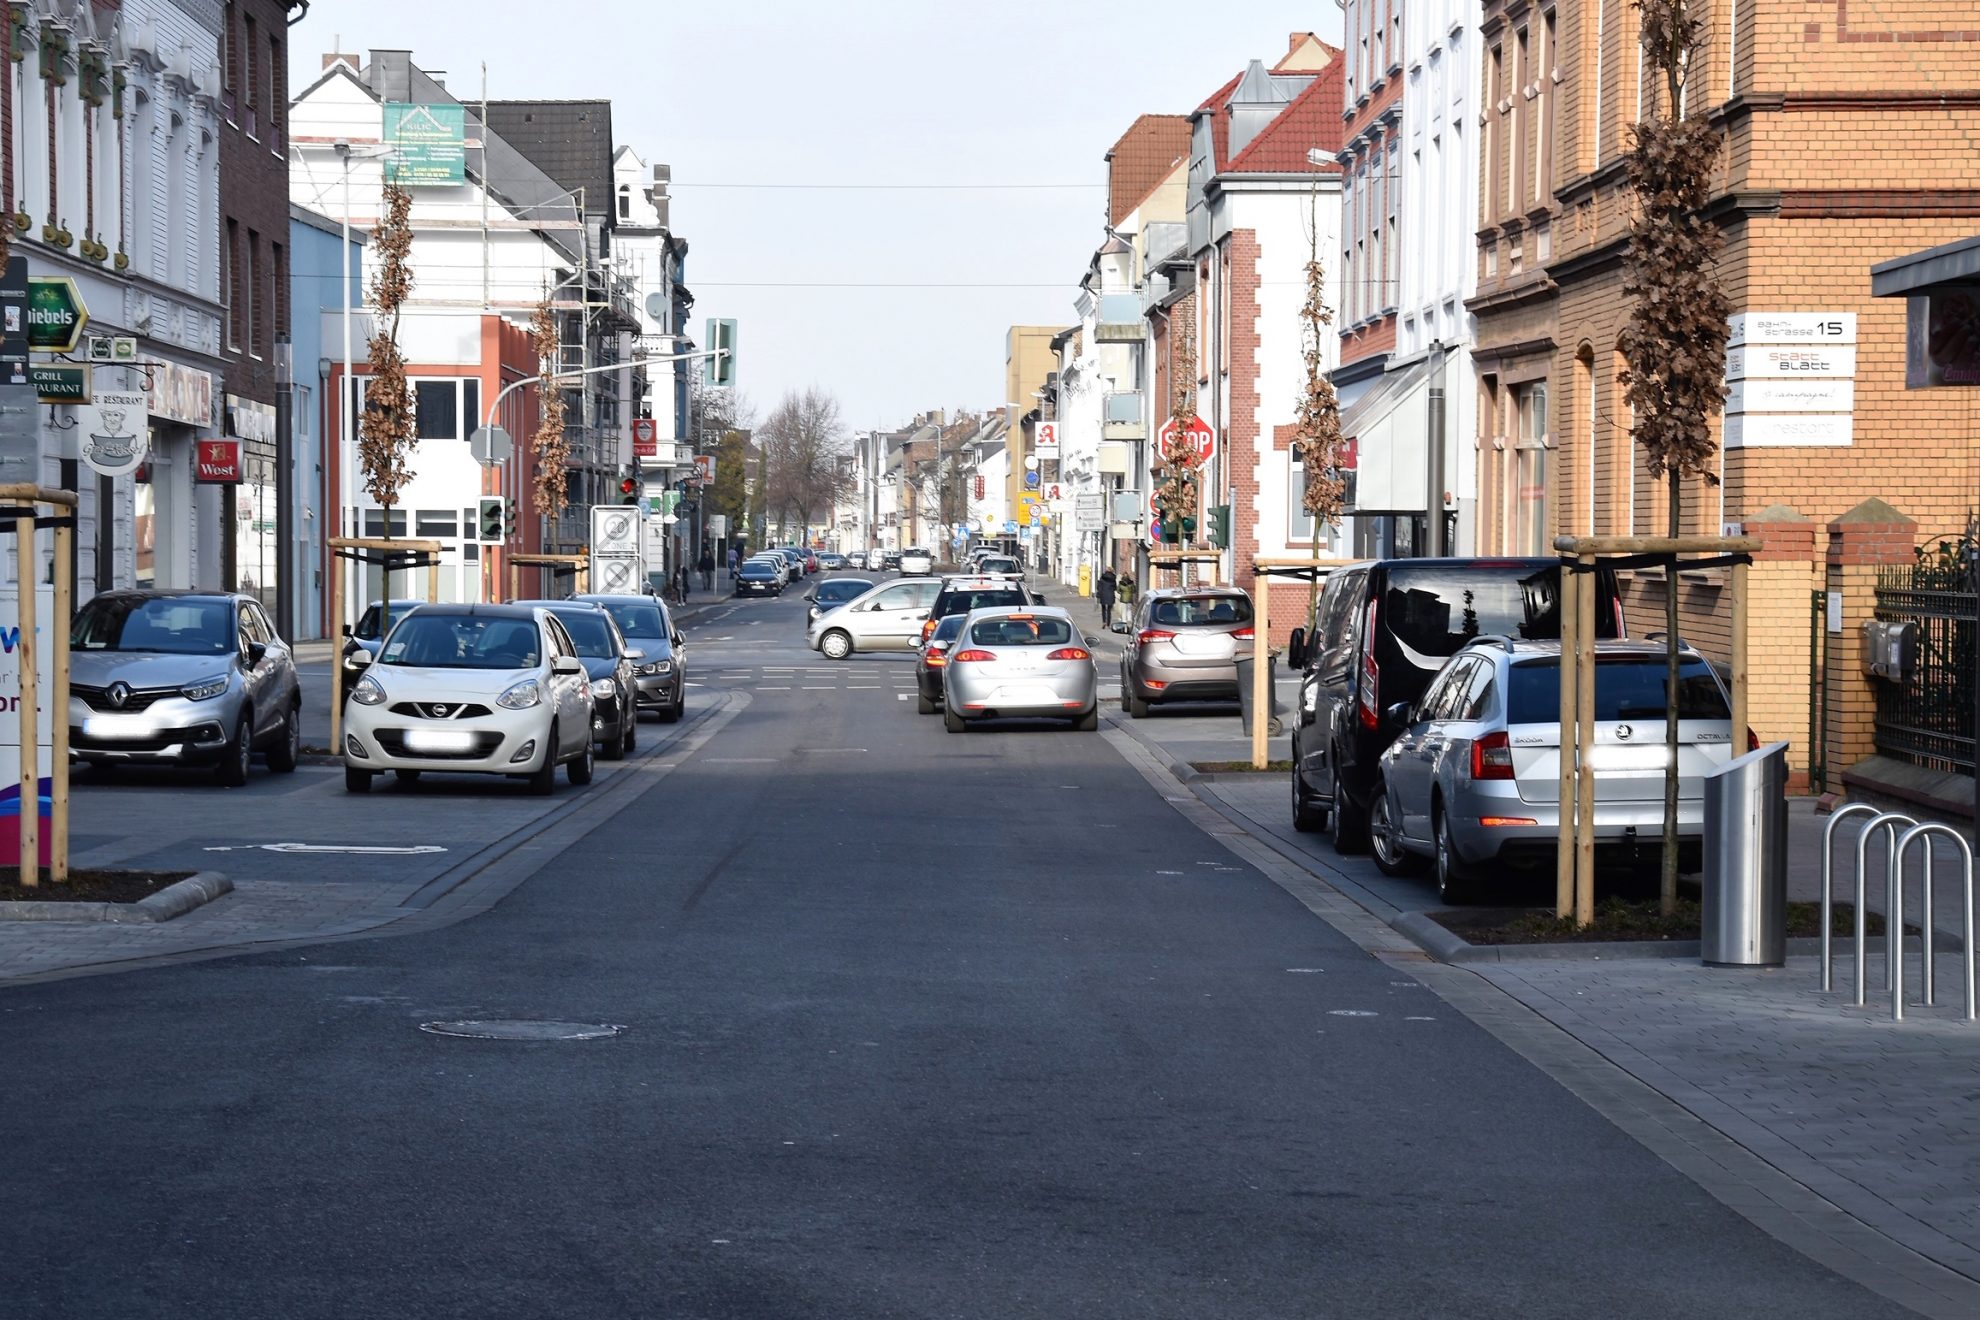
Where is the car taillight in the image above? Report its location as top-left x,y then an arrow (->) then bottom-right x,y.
1231,626 -> 1255,639
1470,730 -> 1515,781
1748,727 -> 1759,752
952,649 -> 995,663
921,618 -> 938,640
1356,598 -> 1380,729
1047,647 -> 1090,661
1139,628 -> 1176,644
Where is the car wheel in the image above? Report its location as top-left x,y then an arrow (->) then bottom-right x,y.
662,692 -> 683,723
267,702 -> 301,773
1329,779 -> 1368,855
528,723 -> 560,796
819,629 -> 852,660
1434,807 -> 1474,905
599,717 -> 625,761
1123,675 -> 1150,719
1074,706 -> 1099,732
394,769 -> 422,785
944,703 -> 966,733
623,716 -> 637,754
344,766 -> 374,794
1369,783 -> 1422,877
1292,765 -> 1327,833
917,690 -> 937,715
218,712 -> 253,787
568,736 -> 594,786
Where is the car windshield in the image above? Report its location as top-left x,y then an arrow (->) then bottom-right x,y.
981,558 -> 1018,574
380,615 -> 541,669
938,588 -> 1026,616
599,602 -> 665,639
72,597 -> 233,655
932,614 -> 967,642
816,580 -> 872,604
1383,565 -> 1618,659
1148,595 -> 1252,627
354,602 -> 423,641
741,563 -> 775,576
969,615 -> 1074,646
1506,657 -> 1731,723
548,611 -> 616,658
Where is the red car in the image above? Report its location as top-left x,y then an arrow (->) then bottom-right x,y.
805,551 -> 820,573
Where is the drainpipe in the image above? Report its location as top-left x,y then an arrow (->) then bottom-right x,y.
1427,339 -> 1448,556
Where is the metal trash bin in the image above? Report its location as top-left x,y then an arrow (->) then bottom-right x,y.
1234,651 -> 1284,738
1701,741 -> 1790,968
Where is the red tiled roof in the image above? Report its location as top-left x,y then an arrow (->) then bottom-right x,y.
1224,61 -> 1346,175
1105,114 -> 1192,227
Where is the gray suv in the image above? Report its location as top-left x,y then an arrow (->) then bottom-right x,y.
1119,586 -> 1254,716
69,590 -> 303,785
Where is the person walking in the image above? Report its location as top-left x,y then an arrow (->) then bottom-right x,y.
726,546 -> 739,580
1115,570 -> 1136,632
675,560 -> 692,604
1096,568 -> 1118,632
698,546 -> 716,591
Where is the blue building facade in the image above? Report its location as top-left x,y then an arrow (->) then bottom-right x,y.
287,204 -> 365,639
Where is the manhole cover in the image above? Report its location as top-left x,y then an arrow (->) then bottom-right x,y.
419,1020 -> 625,1041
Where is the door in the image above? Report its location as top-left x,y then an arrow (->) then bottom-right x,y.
1301,571 -> 1365,802
1388,657 -> 1471,842
862,583 -> 928,650
543,620 -> 587,756
246,603 -> 295,734
235,605 -> 274,738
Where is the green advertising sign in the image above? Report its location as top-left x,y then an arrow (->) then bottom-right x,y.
26,276 -> 88,353
30,363 -> 88,404
383,102 -> 466,186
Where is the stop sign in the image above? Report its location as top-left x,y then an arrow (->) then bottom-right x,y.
1158,415 -> 1215,466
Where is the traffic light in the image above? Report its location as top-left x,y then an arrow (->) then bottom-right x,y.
705,318 -> 738,388
619,476 -> 642,505
1208,504 -> 1231,549
476,496 -> 505,544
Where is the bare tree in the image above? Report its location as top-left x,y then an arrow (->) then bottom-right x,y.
1617,0 -> 1732,914
758,387 -> 855,539
1292,211 -> 1347,630
359,184 -> 417,512
528,298 -> 570,519
1154,309 -> 1201,548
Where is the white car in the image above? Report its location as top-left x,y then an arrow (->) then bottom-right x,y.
899,547 -> 935,575
342,603 -> 596,795
806,578 -> 943,658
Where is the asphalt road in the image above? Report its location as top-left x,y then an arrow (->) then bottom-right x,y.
1,580 -> 1911,1318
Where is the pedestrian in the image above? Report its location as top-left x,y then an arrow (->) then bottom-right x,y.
698,546 -> 716,591
675,561 -> 692,603
1115,571 -> 1136,631
1096,568 -> 1118,631
726,546 -> 739,579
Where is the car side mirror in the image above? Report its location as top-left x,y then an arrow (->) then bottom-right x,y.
347,648 -> 373,668
672,632 -> 684,647
341,622 -> 354,637
624,647 -> 645,662
246,640 -> 268,668
1286,627 -> 1308,670
551,655 -> 584,676
1386,701 -> 1413,726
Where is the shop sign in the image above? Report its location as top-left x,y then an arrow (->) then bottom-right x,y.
30,363 -> 88,404
26,276 -> 88,353
194,437 -> 243,484
1723,344 -> 1857,381
146,359 -> 214,425
225,394 -> 277,444
631,418 -> 657,458
1905,291 -> 1980,388
1723,414 -> 1854,448
1727,313 -> 1855,349
78,390 -> 148,477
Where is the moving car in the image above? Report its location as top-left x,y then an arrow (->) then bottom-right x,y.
942,607 -> 1098,732
69,589 -> 303,785
807,578 -> 943,658
817,552 -> 846,571
341,598 -> 425,690
1119,587 -> 1255,717
342,603 -> 594,795
913,613 -> 967,714
1288,557 -> 1625,852
977,556 -> 1022,578
881,551 -> 903,572
521,601 -> 641,759
920,576 -> 1033,646
1366,638 -> 1742,904
735,559 -> 784,596
899,547 -> 935,575
805,576 -> 876,626
575,593 -> 687,722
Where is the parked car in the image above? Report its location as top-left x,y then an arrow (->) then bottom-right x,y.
342,604 -> 594,795
575,593 -> 687,723
817,552 -> 847,571
977,556 -> 1022,578
776,547 -> 810,578
520,601 -> 640,759
899,547 -> 935,575
806,576 -> 876,626
1367,637 -> 1742,904
881,551 -> 903,572
736,560 -> 784,596
920,576 -> 1034,646
914,613 -> 967,714
807,578 -> 943,658
341,598 -> 425,691
1287,557 -> 1625,853
69,590 -> 303,785
1119,587 -> 1255,717
943,607 -> 1098,731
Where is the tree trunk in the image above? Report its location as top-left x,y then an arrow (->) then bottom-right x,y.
1662,475 -> 1682,914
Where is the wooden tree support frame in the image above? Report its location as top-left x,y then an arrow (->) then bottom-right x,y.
1248,557 -> 1358,769
507,554 -> 589,604
327,537 -> 443,749
1553,535 -> 1758,926
1,485 -> 79,888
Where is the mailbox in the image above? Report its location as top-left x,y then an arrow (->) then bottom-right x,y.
1860,619 -> 1916,681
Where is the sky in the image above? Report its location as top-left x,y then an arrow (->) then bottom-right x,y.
291,0 -> 1344,431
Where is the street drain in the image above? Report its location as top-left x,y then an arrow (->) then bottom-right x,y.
419,1020 -> 625,1041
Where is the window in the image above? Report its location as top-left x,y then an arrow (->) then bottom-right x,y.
617,185 -> 630,220
1514,26 -> 1530,207
415,380 -> 461,440
1507,657 -> 1730,724
223,220 -> 238,349
362,508 -> 409,538
415,509 -> 459,539
1384,140 -> 1399,310
1513,381 -> 1549,556
243,13 -> 259,138
1539,10 -> 1557,201
268,33 -> 285,147
1487,44 -> 1503,221
245,229 -> 260,357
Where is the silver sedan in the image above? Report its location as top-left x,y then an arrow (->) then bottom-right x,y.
941,606 -> 1098,732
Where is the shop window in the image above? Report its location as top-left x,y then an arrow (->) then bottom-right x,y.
415,509 -> 459,539
362,508 -> 409,538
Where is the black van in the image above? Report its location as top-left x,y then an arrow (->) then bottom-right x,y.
1286,558 -> 1623,852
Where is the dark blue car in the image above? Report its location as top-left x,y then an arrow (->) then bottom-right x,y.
735,560 -> 782,596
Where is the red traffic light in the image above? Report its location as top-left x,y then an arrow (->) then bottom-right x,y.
619,477 -> 638,497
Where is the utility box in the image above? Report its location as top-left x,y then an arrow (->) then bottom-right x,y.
1860,619 -> 1916,681
1701,741 -> 1790,968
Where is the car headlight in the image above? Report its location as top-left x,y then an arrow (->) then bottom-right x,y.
640,660 -> 673,676
349,674 -> 387,707
497,678 -> 543,710
589,678 -> 617,698
181,674 -> 231,701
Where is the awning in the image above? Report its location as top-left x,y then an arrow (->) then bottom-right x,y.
1870,235 -> 1980,298
1336,359 -> 1431,513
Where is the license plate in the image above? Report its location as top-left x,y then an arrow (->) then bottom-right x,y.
994,685 -> 1058,704
403,729 -> 477,753
81,714 -> 158,739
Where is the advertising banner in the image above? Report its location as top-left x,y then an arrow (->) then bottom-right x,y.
0,587 -> 53,866
1906,291 -> 1980,388
383,103 -> 466,186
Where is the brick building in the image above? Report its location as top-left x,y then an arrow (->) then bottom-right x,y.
1471,0 -> 1980,785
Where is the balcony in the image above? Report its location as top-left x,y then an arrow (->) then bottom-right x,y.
1103,390 -> 1144,441
1095,294 -> 1144,343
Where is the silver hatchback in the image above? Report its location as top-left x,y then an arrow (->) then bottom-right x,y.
1368,639 -> 1739,904
942,607 -> 1098,731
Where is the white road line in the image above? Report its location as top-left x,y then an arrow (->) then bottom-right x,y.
757,686 -> 792,690
802,685 -> 834,690
847,685 -> 880,689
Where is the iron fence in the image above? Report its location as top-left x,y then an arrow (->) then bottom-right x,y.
1874,550 -> 1976,775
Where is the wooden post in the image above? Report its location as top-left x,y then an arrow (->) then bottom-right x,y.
16,514 -> 36,886
1575,552 -> 1598,926
1730,556 -> 1749,752
329,546 -> 344,749
50,521 -> 71,884
426,564 -> 440,605
507,560 -> 519,604
1251,568 -> 1271,770
1556,563 -> 1578,919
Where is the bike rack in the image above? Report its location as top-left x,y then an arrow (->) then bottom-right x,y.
1822,806 -> 1914,1001
1887,824 -> 1977,1023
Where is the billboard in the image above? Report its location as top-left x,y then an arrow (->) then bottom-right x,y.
383,103 -> 466,186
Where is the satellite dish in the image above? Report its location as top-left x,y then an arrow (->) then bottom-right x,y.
645,292 -> 668,320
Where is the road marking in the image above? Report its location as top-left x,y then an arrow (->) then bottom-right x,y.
798,748 -> 867,754
703,757 -> 777,764
1285,968 -> 1325,974
757,686 -> 791,690
203,843 -> 448,855
802,686 -> 834,690
896,693 -> 911,701
1327,1010 -> 1379,1017
848,684 -> 880,690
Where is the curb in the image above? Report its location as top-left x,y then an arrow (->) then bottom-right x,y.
0,870 -> 233,924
